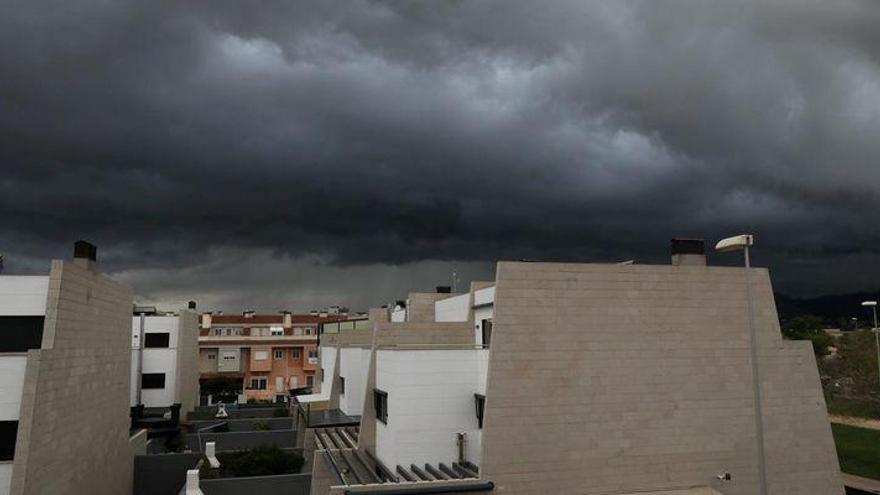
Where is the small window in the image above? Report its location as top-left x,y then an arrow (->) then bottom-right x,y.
305,327 -> 313,335
305,374 -> 314,387
292,349 -> 301,359
308,350 -> 318,359
250,377 -> 267,390
142,373 -> 166,389
274,349 -> 284,360
222,354 -> 236,361
270,327 -> 284,336
374,389 -> 388,424
475,394 -> 486,429
0,316 -> 44,352
340,377 -> 345,395
207,353 -> 216,360
481,319 -> 493,348
0,420 -> 18,461
144,332 -> 170,348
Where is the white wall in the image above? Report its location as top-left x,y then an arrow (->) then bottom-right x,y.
374,349 -> 489,469
319,346 -> 337,395
473,286 -> 494,308
390,309 -> 406,322
131,316 -> 180,407
338,348 -> 370,416
434,294 -> 470,322
0,355 -> 27,421
0,463 -> 11,495
0,276 -> 48,316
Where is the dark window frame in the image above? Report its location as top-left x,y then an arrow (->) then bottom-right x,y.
0,420 -> 18,461
141,373 -> 166,389
475,393 -> 486,429
374,389 -> 388,424
250,376 -> 267,390
0,316 -> 45,352
143,332 -> 170,348
481,319 -> 493,348
339,376 -> 345,395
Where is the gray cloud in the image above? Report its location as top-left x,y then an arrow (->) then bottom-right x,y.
1,0 -> 879,307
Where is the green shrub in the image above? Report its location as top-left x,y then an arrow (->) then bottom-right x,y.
253,420 -> 271,431
199,444 -> 304,479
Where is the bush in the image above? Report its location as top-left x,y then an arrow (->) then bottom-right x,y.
253,420 -> 271,431
782,315 -> 833,357
199,444 -> 304,479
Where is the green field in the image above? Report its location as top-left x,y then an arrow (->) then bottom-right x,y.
832,423 -> 880,480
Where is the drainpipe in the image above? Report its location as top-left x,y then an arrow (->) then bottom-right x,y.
137,312 -> 145,405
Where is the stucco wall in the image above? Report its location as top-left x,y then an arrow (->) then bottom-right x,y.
480,261 -> 843,495
10,260 -> 134,495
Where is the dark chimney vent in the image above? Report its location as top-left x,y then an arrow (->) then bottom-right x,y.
436,286 -> 452,294
73,240 -> 97,261
188,301 -> 197,310
671,238 -> 707,266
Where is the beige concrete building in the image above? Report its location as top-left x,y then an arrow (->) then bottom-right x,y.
308,239 -> 844,495
0,242 -> 136,495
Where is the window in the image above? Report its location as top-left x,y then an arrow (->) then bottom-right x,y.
270,326 -> 284,336
308,350 -> 318,359
0,421 -> 17,461
339,377 -> 345,395
293,327 -> 303,336
292,349 -> 301,359
305,374 -> 314,387
222,354 -> 236,360
142,373 -> 166,389
144,332 -> 170,348
481,319 -> 493,348
0,316 -> 44,352
225,328 -> 233,336
475,394 -> 486,429
207,352 -> 216,360
254,350 -> 269,361
274,349 -> 284,360
374,389 -> 388,424
250,377 -> 267,390
305,327 -> 313,335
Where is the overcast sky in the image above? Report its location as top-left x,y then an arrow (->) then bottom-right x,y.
2,0 -> 879,311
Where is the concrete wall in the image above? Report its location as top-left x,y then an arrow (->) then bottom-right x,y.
405,293 -> 453,322
185,430 -> 298,452
133,453 -> 201,495
10,260 -> 134,495
201,473 -> 311,495
374,349 -> 488,469
480,261 -> 843,495
176,310 -> 200,415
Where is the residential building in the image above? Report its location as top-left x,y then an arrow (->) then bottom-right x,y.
308,239 -> 844,495
0,242 -> 135,495
198,311 -> 344,403
131,303 -> 200,415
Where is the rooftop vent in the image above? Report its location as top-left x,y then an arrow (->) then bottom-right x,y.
671,238 -> 706,266
436,286 -> 452,294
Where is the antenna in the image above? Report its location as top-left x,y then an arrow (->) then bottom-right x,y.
452,271 -> 458,293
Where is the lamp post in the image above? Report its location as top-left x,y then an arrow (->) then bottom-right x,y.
716,234 -> 766,495
861,301 -> 880,388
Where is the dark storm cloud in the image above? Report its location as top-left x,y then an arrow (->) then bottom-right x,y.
2,0 -> 880,306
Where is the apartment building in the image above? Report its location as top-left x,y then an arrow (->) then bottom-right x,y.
308,239 -> 844,495
0,242 -> 135,495
198,311 -> 344,403
131,304 -> 200,415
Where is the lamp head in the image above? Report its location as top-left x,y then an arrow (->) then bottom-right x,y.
862,301 -> 878,307
715,234 -> 755,253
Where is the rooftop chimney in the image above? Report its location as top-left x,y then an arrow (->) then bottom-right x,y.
671,238 -> 706,266
73,240 -> 97,270
282,311 -> 292,328
188,301 -> 197,310
201,312 -> 212,329
243,310 -> 255,318
436,286 -> 452,294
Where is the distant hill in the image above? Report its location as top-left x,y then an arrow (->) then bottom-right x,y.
775,291 -> 880,329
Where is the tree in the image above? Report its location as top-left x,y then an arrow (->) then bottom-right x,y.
781,315 -> 833,357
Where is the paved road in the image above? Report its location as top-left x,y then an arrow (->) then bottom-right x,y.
842,473 -> 880,494
830,415 -> 880,431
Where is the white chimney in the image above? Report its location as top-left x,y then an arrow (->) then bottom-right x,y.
185,469 -> 204,495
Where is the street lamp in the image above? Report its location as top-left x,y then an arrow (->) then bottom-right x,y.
715,234 -> 766,495
861,301 -> 880,388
